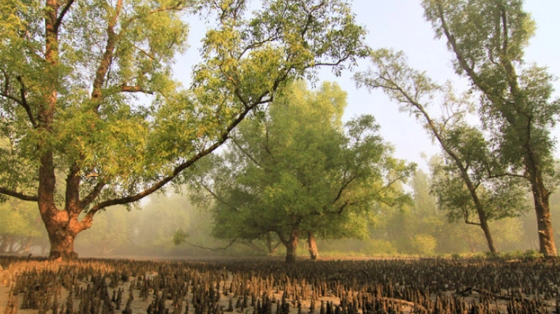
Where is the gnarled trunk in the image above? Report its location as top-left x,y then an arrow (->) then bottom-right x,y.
307,232 -> 319,260
47,228 -> 79,260
40,203 -> 92,260
285,229 -> 299,263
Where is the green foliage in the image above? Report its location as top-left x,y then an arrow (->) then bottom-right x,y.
362,239 -> 397,256
173,228 -> 189,246
431,155 -> 529,224
189,81 -> 415,253
411,234 -> 437,256
0,198 -> 46,253
0,200 -> 41,238
421,0 -> 559,180
355,37 -> 530,253
0,0 -> 366,257
422,0 -> 560,255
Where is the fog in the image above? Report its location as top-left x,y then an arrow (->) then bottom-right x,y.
64,173 -> 558,259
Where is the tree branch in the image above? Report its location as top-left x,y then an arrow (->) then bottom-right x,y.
0,187 -> 38,202
80,182 -> 106,208
87,95 -> 263,216
199,180 -> 233,209
181,237 -> 238,251
91,0 -> 123,105
120,85 -> 154,94
330,172 -> 356,205
54,0 -> 75,33
231,138 -> 263,168
239,240 -> 267,254
15,76 -> 37,128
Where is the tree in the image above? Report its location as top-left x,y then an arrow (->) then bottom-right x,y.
422,0 -> 560,256
189,81 -> 415,262
0,0 -> 366,259
355,49 -> 528,254
0,199 -> 46,254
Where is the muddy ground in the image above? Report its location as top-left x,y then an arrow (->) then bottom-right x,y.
0,255 -> 558,314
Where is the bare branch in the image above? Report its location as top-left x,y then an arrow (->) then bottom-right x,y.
181,237 -> 238,251
15,76 -> 37,128
0,187 -> 38,202
54,0 -> 75,33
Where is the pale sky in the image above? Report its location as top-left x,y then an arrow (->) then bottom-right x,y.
175,1 -> 560,171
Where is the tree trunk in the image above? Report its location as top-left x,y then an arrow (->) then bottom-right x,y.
41,205 -> 90,260
307,232 -> 319,260
46,224 -> 79,260
532,180 -> 557,256
285,229 -> 299,263
265,232 -> 279,255
479,218 -> 496,255
0,235 -> 11,253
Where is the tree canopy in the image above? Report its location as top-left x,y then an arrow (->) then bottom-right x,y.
188,81 -> 415,262
0,0 -> 366,259
355,48 -> 528,254
422,0 -> 560,256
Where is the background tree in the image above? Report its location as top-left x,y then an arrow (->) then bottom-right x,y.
76,207 -> 131,256
0,0 -> 366,259
355,49 -> 528,254
422,0 -> 560,256
189,81 -> 415,262
0,199 -> 46,254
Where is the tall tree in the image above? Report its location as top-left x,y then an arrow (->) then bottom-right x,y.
0,0 -> 366,259
189,81 -> 414,262
422,0 -> 560,256
355,49 -> 527,254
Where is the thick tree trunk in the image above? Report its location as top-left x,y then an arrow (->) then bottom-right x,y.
47,229 -> 78,260
285,229 -> 299,263
531,180 -> 557,256
307,232 -> 319,260
41,204 -> 91,260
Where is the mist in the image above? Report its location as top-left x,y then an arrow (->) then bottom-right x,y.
66,172 -> 559,259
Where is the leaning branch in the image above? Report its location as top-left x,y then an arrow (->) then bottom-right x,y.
199,181 -> 233,208
15,76 -> 37,128
54,0 -> 75,33
87,89 -> 266,215
0,187 -> 38,202
181,238 -> 238,251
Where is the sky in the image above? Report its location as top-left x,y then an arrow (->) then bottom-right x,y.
175,0 -> 560,171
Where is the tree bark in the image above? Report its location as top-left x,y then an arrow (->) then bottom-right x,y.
531,176 -> 557,256
432,2 -> 556,256
285,229 -> 299,263
479,217 -> 496,255
307,232 -> 319,260
41,206 -> 91,260
46,222 -> 79,260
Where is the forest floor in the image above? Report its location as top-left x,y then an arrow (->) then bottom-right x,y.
0,255 -> 558,314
